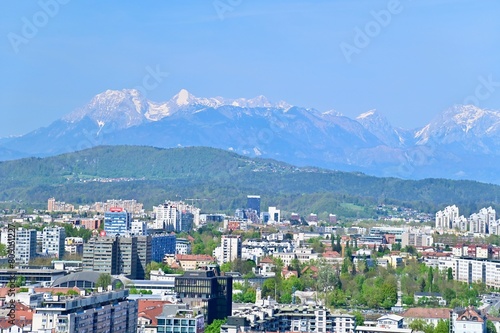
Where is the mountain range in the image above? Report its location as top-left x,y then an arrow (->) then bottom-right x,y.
2,89 -> 500,183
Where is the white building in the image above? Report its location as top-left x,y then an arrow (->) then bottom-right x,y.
175,238 -> 191,255
452,307 -> 486,333
15,228 -> 37,265
435,205 -> 459,230
64,237 -> 84,255
268,207 -> 281,223
42,226 -> 66,259
213,235 -> 242,264
154,202 -> 179,231
131,220 -> 147,235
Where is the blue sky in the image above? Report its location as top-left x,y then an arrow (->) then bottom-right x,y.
1,0 -> 499,137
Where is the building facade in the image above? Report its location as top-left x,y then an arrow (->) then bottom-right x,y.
15,228 -> 37,265
32,289 -> 137,333
104,207 -> 132,236
174,270 -> 232,324
151,234 -> 176,262
42,226 -> 66,259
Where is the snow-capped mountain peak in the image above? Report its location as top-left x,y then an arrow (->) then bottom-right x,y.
356,109 -> 377,120
173,89 -> 194,106
415,104 -> 500,146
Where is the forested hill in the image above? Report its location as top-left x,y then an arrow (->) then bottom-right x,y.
0,145 -> 498,217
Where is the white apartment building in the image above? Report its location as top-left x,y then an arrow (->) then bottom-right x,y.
435,257 -> 500,289
42,226 -> 66,259
154,202 -> 179,231
272,252 -> 296,267
213,235 -> 242,264
131,220 -> 146,235
435,205 -> 459,230
15,228 -> 37,265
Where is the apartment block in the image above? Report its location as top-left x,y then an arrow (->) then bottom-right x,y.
15,228 -> 37,265
42,226 -> 66,259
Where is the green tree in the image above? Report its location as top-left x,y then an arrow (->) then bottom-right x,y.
15,276 -> 26,287
435,320 -> 449,333
67,289 -> 79,296
220,262 -> 232,273
353,311 -> 364,327
487,320 -> 498,333
447,267 -> 453,281
96,273 -> 112,289
205,319 -> 226,333
409,319 -> 434,333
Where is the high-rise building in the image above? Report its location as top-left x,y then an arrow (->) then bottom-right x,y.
247,195 -> 261,215
151,234 -> 176,262
213,235 -> 242,265
47,197 -> 56,212
83,236 -> 118,275
83,235 -> 151,279
42,226 -> 66,259
137,235 -> 152,279
435,205 -> 459,230
175,269 -> 232,324
15,228 -> 37,265
154,203 -> 179,231
117,236 -> 138,279
104,207 -> 132,236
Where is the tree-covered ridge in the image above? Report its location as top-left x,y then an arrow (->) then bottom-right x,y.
0,145 -> 499,216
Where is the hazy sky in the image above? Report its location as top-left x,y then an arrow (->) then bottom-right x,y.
1,0 -> 499,137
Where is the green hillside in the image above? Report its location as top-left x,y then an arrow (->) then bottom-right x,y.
0,145 -> 498,218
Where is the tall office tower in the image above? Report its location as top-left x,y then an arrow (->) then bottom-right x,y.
174,269 -> 232,324
247,195 -> 261,215
117,237 -> 138,279
42,226 -> 66,259
136,235 -> 152,279
83,236 -> 118,275
83,235 -> 151,279
104,207 -> 132,236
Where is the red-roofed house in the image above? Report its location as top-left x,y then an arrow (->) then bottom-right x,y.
137,300 -> 172,329
453,307 -> 486,333
402,307 -> 451,327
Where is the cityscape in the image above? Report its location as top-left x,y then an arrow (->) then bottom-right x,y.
0,195 -> 500,332
1,1 -> 499,333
